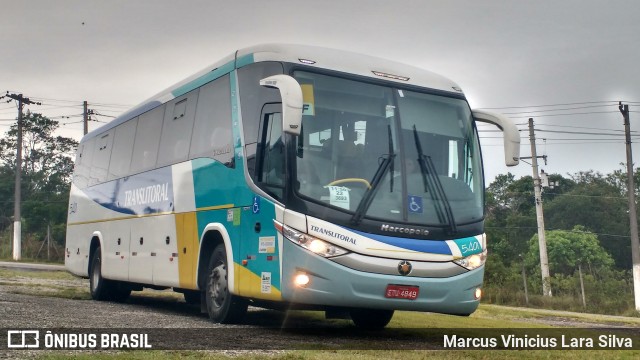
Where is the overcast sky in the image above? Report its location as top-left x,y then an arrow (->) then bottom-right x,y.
2,0 -> 640,183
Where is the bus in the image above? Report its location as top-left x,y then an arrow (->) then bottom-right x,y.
65,44 -> 520,328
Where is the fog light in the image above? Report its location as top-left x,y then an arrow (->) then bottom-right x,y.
294,273 -> 310,287
474,287 -> 482,300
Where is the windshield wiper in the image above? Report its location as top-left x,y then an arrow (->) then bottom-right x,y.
388,124 -> 395,193
413,125 -> 457,235
351,127 -> 395,225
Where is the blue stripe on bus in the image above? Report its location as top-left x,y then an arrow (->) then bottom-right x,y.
82,166 -> 174,216
345,227 -> 453,255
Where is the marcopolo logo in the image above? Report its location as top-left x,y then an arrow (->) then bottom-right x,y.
7,330 -> 39,348
380,224 -> 429,236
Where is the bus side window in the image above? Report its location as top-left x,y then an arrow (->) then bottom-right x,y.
130,105 -> 165,174
189,74 -> 233,166
256,105 -> 284,200
237,62 -> 284,168
158,90 -> 198,167
89,130 -> 114,186
108,117 -> 137,180
74,139 -> 95,189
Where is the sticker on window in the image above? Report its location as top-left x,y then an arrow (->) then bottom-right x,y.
408,195 -> 423,213
386,105 -> 395,118
326,186 -> 350,209
301,84 -> 315,116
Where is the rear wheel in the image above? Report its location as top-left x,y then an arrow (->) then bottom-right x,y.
89,246 -> 111,301
350,308 -> 394,329
205,244 -> 248,323
89,246 -> 131,302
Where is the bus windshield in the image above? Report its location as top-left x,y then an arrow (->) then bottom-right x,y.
293,71 -> 484,227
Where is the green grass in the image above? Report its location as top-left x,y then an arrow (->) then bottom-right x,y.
0,268 -> 76,280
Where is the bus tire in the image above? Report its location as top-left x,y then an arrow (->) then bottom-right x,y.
89,246 -> 112,301
349,308 -> 394,329
205,244 -> 248,323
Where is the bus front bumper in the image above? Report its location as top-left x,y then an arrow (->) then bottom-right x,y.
280,239 -> 483,315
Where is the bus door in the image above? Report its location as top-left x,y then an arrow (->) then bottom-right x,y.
239,104 -> 284,300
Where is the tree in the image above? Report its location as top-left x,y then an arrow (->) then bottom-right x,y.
544,171 -> 629,269
0,112 -> 78,241
527,226 -> 614,275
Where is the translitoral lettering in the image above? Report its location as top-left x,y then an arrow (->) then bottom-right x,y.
309,225 -> 357,245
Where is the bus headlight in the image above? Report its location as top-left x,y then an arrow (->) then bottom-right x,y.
453,249 -> 487,270
282,225 -> 348,258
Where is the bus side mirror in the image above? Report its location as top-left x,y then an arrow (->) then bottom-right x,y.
472,110 -> 520,166
259,75 -> 303,136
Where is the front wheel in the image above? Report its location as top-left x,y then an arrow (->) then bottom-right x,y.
350,308 -> 394,329
205,244 -> 248,323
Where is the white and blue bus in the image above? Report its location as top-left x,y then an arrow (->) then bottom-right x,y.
66,44 -> 520,328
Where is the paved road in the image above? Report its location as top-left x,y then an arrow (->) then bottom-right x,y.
0,261 -> 65,272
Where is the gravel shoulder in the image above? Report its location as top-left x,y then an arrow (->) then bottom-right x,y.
1,267 -> 639,358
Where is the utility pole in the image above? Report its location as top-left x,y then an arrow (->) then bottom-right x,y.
4,92 -> 41,261
528,118 -> 552,297
83,101 -> 95,135
83,101 -> 88,135
620,102 -> 640,311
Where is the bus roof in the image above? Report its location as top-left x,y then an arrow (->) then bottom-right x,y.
82,44 -> 463,142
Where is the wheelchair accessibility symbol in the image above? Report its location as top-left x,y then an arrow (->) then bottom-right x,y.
408,195 -> 423,214
252,196 -> 261,214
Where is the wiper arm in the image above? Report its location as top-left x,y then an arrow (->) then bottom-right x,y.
388,124 -> 395,193
351,153 -> 396,225
413,125 -> 457,234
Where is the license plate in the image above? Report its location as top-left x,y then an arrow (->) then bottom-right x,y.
385,284 -> 419,300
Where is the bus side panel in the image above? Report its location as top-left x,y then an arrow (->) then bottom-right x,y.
66,183 -> 112,277
175,211 -> 198,289
65,223 -> 92,277
236,198 -> 282,301
172,161 -> 199,289
129,217 -> 154,284
151,214 -> 180,287
102,218 -> 131,281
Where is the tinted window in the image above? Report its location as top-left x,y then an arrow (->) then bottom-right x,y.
257,111 -> 284,200
237,62 -> 284,146
89,130 -> 114,185
108,117 -> 138,179
158,90 -> 198,167
130,105 -> 165,173
74,139 -> 94,189
189,75 -> 233,165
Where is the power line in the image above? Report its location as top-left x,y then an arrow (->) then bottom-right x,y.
477,100 -> 640,110
508,111 -> 622,119
501,104 -> 618,115
529,123 -> 636,133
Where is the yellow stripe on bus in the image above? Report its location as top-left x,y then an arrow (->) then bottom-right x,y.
234,263 -> 282,301
176,212 -> 199,289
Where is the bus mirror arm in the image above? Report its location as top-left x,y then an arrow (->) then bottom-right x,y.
259,75 -> 303,136
472,109 -> 520,166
